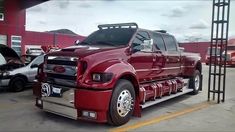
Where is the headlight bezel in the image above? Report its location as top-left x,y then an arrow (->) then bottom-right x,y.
91,72 -> 113,82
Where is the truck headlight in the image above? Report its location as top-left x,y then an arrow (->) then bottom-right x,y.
92,73 -> 101,81
92,73 -> 113,82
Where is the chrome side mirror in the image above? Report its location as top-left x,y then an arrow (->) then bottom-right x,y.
75,40 -> 80,45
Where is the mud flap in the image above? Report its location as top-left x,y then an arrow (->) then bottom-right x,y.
200,74 -> 203,91
133,97 -> 141,117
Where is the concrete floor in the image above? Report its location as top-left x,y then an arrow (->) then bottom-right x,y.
0,64 -> 235,131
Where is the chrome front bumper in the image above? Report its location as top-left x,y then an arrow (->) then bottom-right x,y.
37,83 -> 77,120
41,99 -> 77,120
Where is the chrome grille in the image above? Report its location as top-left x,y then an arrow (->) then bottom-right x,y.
44,56 -> 78,87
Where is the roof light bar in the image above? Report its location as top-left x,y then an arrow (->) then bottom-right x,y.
98,23 -> 138,30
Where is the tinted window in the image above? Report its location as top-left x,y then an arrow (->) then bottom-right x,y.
82,28 -> 136,47
163,35 -> 177,51
132,31 -> 152,52
152,33 -> 166,51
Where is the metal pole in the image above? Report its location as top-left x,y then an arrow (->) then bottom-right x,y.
208,0 -> 216,101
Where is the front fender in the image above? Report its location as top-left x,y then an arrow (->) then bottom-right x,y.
80,59 -> 138,89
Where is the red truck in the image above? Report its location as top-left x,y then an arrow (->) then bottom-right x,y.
34,23 -> 202,126
224,44 -> 235,66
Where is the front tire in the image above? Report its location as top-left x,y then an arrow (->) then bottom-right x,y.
108,79 -> 135,126
189,70 -> 201,95
9,77 -> 25,92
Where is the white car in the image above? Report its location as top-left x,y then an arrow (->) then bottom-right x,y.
0,44 -> 44,92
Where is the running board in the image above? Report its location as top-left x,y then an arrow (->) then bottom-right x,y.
140,79 -> 193,109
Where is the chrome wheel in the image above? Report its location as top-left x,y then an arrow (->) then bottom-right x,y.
195,74 -> 200,91
117,89 -> 134,117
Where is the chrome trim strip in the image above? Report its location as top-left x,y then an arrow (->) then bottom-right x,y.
136,67 -> 181,72
142,87 -> 146,104
47,56 -> 78,62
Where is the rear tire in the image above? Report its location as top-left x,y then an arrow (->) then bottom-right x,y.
9,77 -> 25,92
108,79 -> 135,126
189,70 -> 201,95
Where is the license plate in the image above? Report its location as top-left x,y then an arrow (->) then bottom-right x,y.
51,86 -> 62,97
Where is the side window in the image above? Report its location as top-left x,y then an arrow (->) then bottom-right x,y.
31,55 -> 44,65
132,31 -> 152,52
163,35 -> 177,51
152,33 -> 166,51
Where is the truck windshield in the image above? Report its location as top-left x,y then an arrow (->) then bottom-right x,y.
227,46 -> 235,50
207,47 -> 221,56
81,28 -> 136,47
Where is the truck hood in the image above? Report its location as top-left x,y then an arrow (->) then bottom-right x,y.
0,44 -> 24,71
46,45 -> 126,58
0,44 -> 21,61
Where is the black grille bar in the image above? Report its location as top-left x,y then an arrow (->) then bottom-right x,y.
47,60 -> 77,66
47,73 -> 76,81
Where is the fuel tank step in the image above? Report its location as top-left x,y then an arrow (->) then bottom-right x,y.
140,79 -> 193,109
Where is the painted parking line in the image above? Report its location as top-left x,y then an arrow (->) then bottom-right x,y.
110,101 -> 214,132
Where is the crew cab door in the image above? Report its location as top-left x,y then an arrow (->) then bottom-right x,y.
130,31 -> 154,82
162,35 -> 181,76
151,32 -> 167,78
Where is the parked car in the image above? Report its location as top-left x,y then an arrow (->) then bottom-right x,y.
34,23 -> 202,126
0,44 -> 44,92
224,45 -> 235,66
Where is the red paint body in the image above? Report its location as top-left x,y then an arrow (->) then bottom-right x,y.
34,26 -> 202,123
